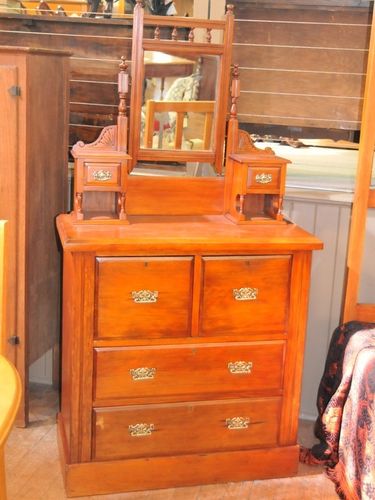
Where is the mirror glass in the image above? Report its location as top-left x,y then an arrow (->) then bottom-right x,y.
140,50 -> 219,152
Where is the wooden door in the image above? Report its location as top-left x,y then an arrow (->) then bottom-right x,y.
0,64 -> 28,424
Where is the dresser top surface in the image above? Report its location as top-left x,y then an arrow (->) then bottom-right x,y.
56,214 -> 323,253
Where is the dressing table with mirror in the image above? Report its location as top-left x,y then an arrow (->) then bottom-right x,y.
57,1 -> 322,496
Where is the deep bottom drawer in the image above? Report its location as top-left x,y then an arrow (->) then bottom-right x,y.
92,397 -> 281,461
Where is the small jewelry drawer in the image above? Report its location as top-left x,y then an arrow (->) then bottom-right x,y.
93,341 -> 285,404
92,397 -> 281,461
200,256 -> 291,336
95,256 -> 193,339
246,166 -> 281,192
84,161 -> 122,189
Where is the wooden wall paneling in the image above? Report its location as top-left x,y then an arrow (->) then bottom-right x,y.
231,2 -> 372,130
26,52 -> 70,365
283,197 -> 352,419
0,14 -> 133,148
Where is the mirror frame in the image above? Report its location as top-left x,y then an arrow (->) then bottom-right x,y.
128,0 -> 234,175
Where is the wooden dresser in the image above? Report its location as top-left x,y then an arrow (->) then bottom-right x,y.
57,211 -> 322,497
57,3 -> 322,496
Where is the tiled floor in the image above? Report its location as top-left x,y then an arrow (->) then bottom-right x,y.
4,384 -> 338,499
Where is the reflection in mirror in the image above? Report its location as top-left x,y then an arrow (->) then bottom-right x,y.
141,51 -> 219,152
131,161 -> 217,177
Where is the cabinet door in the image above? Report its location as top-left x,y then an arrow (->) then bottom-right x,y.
95,257 -> 193,338
0,65 -> 19,364
200,256 -> 291,336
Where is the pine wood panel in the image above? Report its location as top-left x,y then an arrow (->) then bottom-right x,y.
234,18 -> 370,49
93,342 -> 285,403
200,256 -> 291,336
0,65 -> 18,366
70,80 -> 118,105
240,69 -> 365,97
92,398 -> 281,460
238,93 -> 362,128
95,257 -> 194,339
234,45 -> 368,74
0,47 -> 69,426
231,1 -> 372,130
1,4 -> 371,140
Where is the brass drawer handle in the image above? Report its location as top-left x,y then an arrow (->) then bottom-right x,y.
130,367 -> 156,380
128,423 -> 155,437
92,169 -> 112,181
228,361 -> 253,374
232,287 -> 258,301
255,173 -> 272,184
226,417 -> 250,430
131,290 -> 159,303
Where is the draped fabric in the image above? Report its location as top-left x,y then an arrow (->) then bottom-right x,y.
300,321 -> 375,500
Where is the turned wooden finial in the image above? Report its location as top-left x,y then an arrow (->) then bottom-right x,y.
118,56 -> 129,117
230,64 -> 240,118
226,4 -> 234,15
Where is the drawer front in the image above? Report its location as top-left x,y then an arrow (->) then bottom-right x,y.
84,162 -> 122,188
92,397 -> 281,460
93,342 -> 285,402
247,167 -> 281,191
95,257 -> 193,339
200,256 -> 291,336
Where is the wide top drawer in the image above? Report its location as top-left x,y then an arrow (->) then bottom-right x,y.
95,257 -> 193,339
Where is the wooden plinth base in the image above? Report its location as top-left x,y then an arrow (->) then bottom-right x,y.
58,414 -> 299,498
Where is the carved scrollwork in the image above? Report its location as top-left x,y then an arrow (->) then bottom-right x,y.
72,125 -> 117,152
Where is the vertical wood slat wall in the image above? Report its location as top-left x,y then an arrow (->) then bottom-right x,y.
231,0 -> 373,132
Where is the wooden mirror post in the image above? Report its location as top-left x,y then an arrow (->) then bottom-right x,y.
225,65 -> 290,224
71,58 -> 131,223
